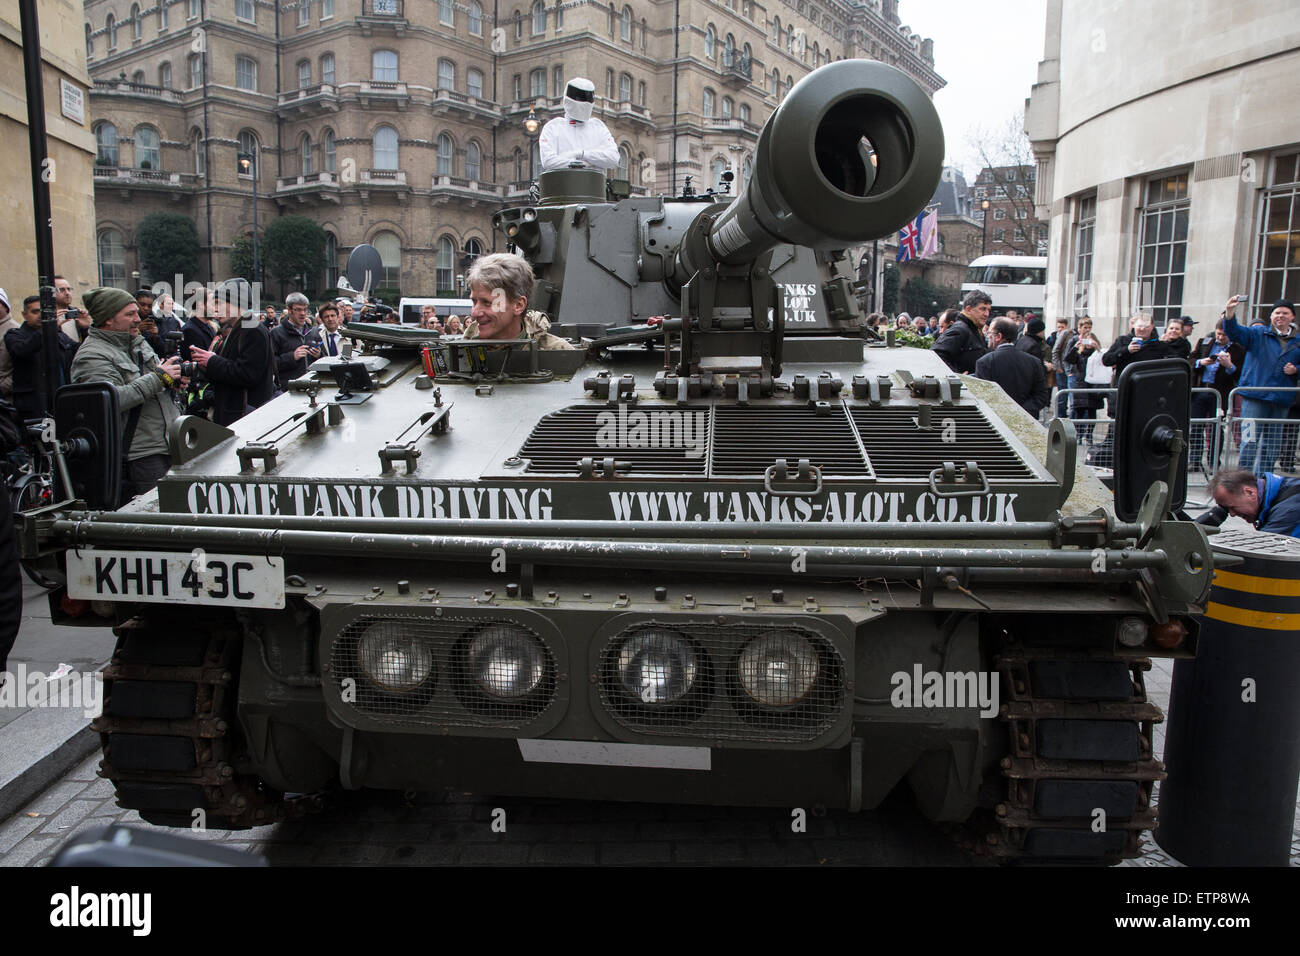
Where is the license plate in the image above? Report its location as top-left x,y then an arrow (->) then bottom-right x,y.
66,549 -> 285,609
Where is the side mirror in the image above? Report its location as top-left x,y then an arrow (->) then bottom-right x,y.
55,382 -> 121,509
1113,358 -> 1189,520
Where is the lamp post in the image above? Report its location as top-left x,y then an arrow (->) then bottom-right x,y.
238,148 -> 260,283
980,198 -> 990,256
523,107 -> 540,181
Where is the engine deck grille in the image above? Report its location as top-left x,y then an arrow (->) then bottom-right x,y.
850,405 -> 1035,479
520,405 -> 710,474
329,615 -> 558,728
597,620 -> 847,744
710,405 -> 870,476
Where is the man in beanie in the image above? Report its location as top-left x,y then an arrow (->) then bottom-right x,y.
0,289 -> 16,400
188,279 -> 277,426
1015,316 -> 1047,364
70,287 -> 186,502
5,295 -> 80,420
1223,295 -> 1300,473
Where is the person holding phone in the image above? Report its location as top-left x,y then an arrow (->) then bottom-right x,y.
1222,295 -> 1300,474
271,292 -> 320,386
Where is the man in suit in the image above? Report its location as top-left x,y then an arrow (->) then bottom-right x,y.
1190,319 -> 1245,471
975,317 -> 1050,418
315,303 -> 343,357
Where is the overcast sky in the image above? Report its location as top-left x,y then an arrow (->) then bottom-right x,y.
899,0 -> 1048,181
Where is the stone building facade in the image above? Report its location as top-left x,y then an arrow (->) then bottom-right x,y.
83,0 -> 942,296
1,0 -> 98,303
1026,0 -> 1300,342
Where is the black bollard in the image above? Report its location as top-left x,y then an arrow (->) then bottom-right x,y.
1154,527 -> 1300,865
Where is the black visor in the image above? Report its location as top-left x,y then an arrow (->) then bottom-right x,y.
565,84 -> 595,103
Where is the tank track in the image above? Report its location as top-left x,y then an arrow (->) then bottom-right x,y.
93,615 -> 309,829
980,645 -> 1165,863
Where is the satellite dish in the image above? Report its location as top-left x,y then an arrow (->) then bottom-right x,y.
345,244 -> 384,297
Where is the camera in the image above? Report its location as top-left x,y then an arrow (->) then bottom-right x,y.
65,307 -> 81,318
180,361 -> 199,378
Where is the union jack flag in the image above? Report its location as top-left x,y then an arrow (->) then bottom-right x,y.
896,214 -> 924,262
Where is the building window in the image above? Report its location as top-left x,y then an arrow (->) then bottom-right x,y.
237,130 -> 258,177
158,2 -> 168,31
553,66 -> 563,98
373,125 -> 398,170
436,133 -> 453,176
530,68 -> 545,98
618,73 -> 632,103
724,34 -> 735,68
322,0 -> 334,19
739,102 -> 750,123
193,129 -> 205,176
439,59 -> 456,91
1135,172 -> 1190,327
321,53 -> 335,86
617,146 -> 630,181
86,23 -> 93,58
106,14 -> 116,51
187,0 -> 198,18
469,2 -> 483,35
98,230 -> 127,289
1006,169 -> 1017,181
514,11 -> 522,40
702,87 -> 714,117
993,208 -> 1006,220
131,4 -> 142,41
236,56 -> 257,91
711,156 -> 728,189
236,0 -> 254,24
95,123 -> 118,166
301,135 -> 314,175
705,25 -> 715,59
1252,152 -> 1300,325
605,69 -> 614,99
135,126 -> 160,169
466,141 -> 481,181
188,53 -> 202,89
372,50 -> 398,82
532,0 -> 546,34
742,156 -> 752,188
620,5 -> 632,42
1014,227 -> 1026,242
298,60 -> 311,89
299,0 -> 310,27
1015,209 -> 1028,220
993,229 -> 1004,242
132,69 -> 145,85
512,74 -> 521,101
720,96 -> 732,120
325,232 -> 338,287
436,236 -> 455,291
323,129 -> 336,172
374,231 -> 402,286
465,237 -> 483,263
440,0 -> 454,26
467,68 -> 484,99
1073,193 -> 1096,318
638,80 -> 646,106
555,2 -> 564,30
158,62 -> 172,88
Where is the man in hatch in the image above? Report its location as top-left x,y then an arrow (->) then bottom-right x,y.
461,253 -> 573,350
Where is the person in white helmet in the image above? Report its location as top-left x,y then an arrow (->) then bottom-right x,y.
538,77 -> 620,173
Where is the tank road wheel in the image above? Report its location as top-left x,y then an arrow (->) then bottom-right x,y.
990,647 -> 1164,865
93,615 -> 290,830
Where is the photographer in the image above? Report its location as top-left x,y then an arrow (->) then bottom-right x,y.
271,292 -> 319,384
69,287 -> 186,502
6,295 -> 80,421
188,279 -> 277,426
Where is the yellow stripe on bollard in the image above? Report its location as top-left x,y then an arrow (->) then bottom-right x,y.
1211,569 -> 1300,597
1204,602 -> 1300,630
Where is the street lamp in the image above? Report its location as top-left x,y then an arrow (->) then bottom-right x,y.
523,107 -> 540,182
238,148 -> 260,283
980,198 -> 990,256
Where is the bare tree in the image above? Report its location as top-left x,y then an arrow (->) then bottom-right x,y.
966,114 -> 1040,257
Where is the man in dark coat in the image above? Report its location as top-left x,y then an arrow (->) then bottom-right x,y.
974,317 -> 1050,417
1189,320 -> 1245,470
1206,468 -> 1300,537
271,292 -> 322,385
4,295 -> 80,420
188,280 -> 277,426
180,308 -> 216,362
1102,313 -> 1186,376
1016,317 -> 1047,363
933,290 -> 991,374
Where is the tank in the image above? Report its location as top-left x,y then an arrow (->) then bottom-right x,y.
17,60 -> 1212,864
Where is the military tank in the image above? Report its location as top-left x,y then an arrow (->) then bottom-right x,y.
16,60 -> 1212,864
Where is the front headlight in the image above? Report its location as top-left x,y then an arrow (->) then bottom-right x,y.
357,624 -> 435,693
617,630 -> 697,704
737,631 -> 819,707
467,625 -> 546,699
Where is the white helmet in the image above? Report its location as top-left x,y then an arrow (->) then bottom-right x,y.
562,77 -> 596,123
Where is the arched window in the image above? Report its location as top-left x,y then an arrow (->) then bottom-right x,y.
130,4 -> 142,41
607,4 -> 615,36
98,230 -> 126,289
469,1 -> 483,35
812,41 -> 819,63
464,237 -> 484,263
724,34 -> 735,68
372,50 -> 398,82
320,53 -> 335,86
531,0 -> 546,35
95,122 -> 118,166
771,16 -> 780,43
131,69 -> 145,85
158,1 -> 168,31
720,96 -> 732,120
439,0 -> 454,26
374,231 -> 402,287
705,25 -> 715,59
618,73 -> 632,103
555,3 -> 564,30
106,14 -> 117,50
742,42 -> 752,67
467,68 -> 484,99
158,62 -> 172,88
617,146 -> 630,181
438,58 -> 455,91
323,129 -> 336,173
436,133 -> 454,176
85,23 -> 93,58
435,236 -> 455,291
466,141 -> 482,181
620,5 -> 632,42
770,68 -> 779,95
301,134 -> 314,176
192,128 -> 204,176
373,125 -> 398,170
514,10 -> 522,40
711,156 -> 728,188
188,52 -> 201,89
135,126 -> 160,169
298,60 -> 311,90
739,102 -> 751,124
237,130 -> 259,178
702,88 -> 714,117
786,74 -> 793,97
529,68 -> 545,98
742,156 -> 752,188
325,232 -> 338,288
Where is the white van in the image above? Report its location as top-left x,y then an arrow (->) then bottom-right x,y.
397,297 -> 473,325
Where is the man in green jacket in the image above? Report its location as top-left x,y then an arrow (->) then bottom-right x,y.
69,287 -> 186,504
